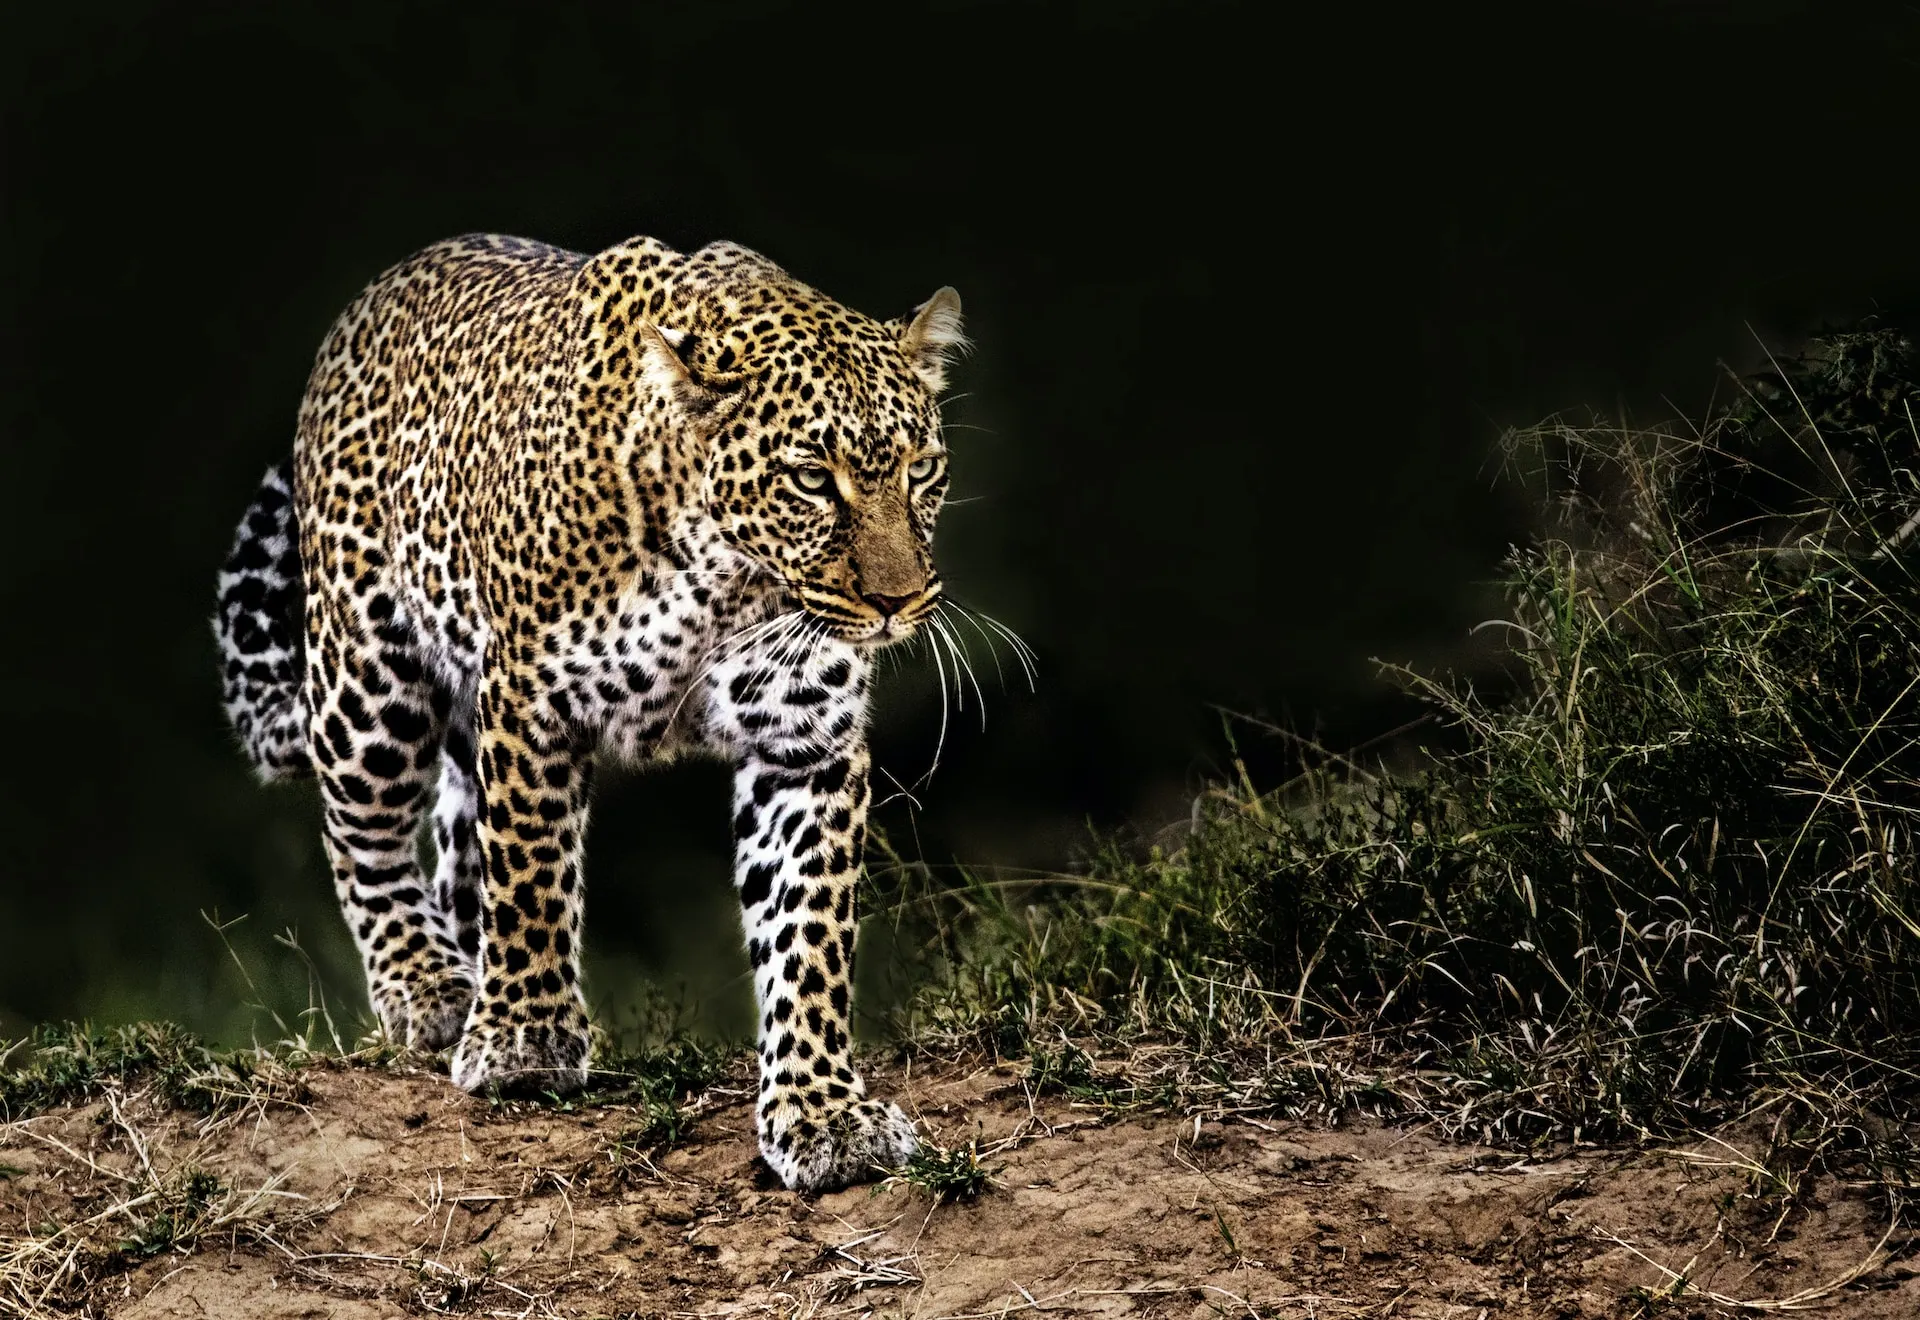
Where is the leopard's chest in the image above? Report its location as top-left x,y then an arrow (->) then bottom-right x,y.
537,572 -> 869,768
529,569 -> 738,762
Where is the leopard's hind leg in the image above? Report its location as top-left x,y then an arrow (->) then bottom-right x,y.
306,599 -> 474,1050
430,695 -> 485,971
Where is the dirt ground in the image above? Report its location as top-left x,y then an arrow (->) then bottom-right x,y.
1,1054 -> 1914,1319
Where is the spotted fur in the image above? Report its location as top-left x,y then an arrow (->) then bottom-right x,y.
213,233 -> 968,1191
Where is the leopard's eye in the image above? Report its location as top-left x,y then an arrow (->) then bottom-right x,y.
907,454 -> 941,482
792,466 -> 833,494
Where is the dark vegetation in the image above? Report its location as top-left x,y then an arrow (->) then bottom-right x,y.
885,322 -> 1920,1204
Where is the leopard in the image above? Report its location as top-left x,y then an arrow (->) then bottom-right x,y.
212,232 -> 971,1192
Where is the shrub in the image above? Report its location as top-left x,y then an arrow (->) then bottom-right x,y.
896,323 -> 1920,1177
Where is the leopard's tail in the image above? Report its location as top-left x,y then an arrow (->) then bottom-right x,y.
214,461 -> 312,780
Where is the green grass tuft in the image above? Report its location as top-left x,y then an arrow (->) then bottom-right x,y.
0,1021 -> 303,1120
114,1168 -> 227,1259
898,1140 -> 995,1202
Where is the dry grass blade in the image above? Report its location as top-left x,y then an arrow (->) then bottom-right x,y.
1597,1202 -> 1902,1312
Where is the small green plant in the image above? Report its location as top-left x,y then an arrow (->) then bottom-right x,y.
604,1098 -> 687,1181
485,1032 -> 726,1131
1025,1041 -> 1098,1096
899,1141 -> 995,1201
1208,1201 -> 1239,1258
1624,1281 -> 1686,1317
587,1034 -> 728,1105
115,1168 -> 226,1259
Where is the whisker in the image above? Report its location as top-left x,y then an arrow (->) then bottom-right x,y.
957,625 -> 990,730
940,602 -> 1006,689
948,601 -> 1038,691
665,608 -> 803,732
930,613 -> 987,731
872,764 -> 925,814
656,530 -> 767,591
937,624 -> 962,717
775,613 -> 816,666
773,615 -> 824,668
812,618 -> 838,665
919,622 -> 955,713
918,624 -> 952,788
694,610 -> 792,667
982,619 -> 1038,685
798,621 -> 833,683
976,610 -> 1037,667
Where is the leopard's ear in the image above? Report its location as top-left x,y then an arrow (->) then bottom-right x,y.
892,287 -> 968,393
638,322 -> 743,416
638,321 -> 697,396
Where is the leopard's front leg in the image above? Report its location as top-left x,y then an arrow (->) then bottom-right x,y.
734,741 -> 917,1191
450,671 -> 593,1094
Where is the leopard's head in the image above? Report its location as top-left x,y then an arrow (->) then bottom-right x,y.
645,278 -> 967,645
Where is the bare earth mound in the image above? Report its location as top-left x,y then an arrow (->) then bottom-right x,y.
2,1055 -> 1913,1318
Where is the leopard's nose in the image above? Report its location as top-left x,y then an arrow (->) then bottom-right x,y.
862,591 -> 917,617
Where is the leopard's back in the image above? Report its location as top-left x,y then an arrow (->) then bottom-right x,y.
295,236 -> 588,679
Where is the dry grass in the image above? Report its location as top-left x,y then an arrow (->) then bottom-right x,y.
0,1028 -> 331,1316
0,1023 -> 731,1316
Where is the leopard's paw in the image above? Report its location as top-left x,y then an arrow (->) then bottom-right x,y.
372,969 -> 476,1053
450,1014 -> 590,1096
764,1099 -> 919,1193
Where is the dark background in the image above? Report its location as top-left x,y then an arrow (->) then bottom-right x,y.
5,1 -> 1919,1041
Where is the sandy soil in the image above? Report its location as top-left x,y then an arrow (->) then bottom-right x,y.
1,1054 -> 1913,1318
